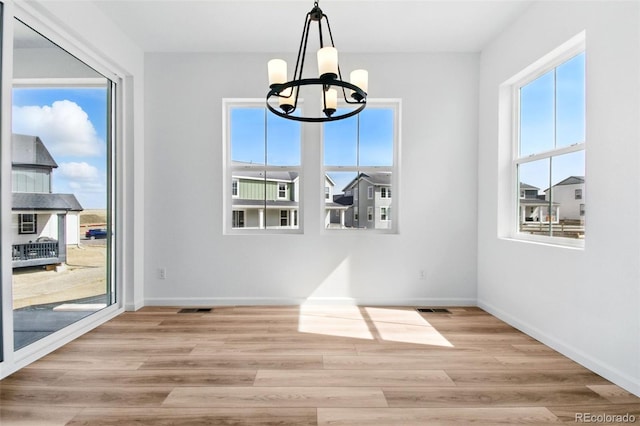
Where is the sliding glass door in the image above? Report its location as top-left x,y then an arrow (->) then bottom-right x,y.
10,19 -> 114,350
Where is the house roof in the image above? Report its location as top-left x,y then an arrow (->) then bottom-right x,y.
233,169 -> 299,182
12,134 -> 58,168
554,176 -> 585,186
543,176 -> 585,192
343,172 -> 392,192
520,182 -> 539,190
13,193 -> 83,211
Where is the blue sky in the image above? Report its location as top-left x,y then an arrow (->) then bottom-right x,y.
519,52 -> 585,191
13,87 -> 108,209
231,106 -> 394,192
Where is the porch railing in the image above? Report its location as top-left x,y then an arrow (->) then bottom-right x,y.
12,242 -> 62,267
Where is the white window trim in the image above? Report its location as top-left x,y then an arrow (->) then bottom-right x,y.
367,206 -> 373,222
500,32 -> 586,249
367,186 -> 374,200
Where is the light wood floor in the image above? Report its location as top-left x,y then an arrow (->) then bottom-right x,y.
1,306 -> 639,425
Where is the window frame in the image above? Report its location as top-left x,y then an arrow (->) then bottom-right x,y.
223,99 -> 303,234
18,213 -> 37,234
508,35 -> 586,248
380,206 -> 390,222
322,99 -> 401,234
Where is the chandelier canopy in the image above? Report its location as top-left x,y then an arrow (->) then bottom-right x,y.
266,1 -> 368,122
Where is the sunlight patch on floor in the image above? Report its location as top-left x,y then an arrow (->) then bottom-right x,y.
365,307 -> 454,347
298,305 -> 453,347
298,305 -> 375,340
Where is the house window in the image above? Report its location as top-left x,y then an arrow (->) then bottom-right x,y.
323,102 -> 399,231
231,179 -> 239,198
280,210 -> 289,226
225,101 -> 301,232
325,186 -> 330,199
18,214 -> 37,234
232,210 -> 245,228
380,207 -> 390,221
278,183 -> 288,199
580,204 -> 585,216
513,41 -> 585,244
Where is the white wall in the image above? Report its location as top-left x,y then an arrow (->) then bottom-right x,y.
144,52 -> 479,306
478,1 -> 640,395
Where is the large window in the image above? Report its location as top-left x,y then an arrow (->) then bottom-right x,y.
225,101 -> 301,232
10,18 -> 115,352
323,102 -> 398,231
513,42 -> 585,244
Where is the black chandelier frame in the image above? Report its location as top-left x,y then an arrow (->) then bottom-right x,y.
266,1 -> 367,123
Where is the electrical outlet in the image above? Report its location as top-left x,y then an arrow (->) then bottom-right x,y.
419,269 -> 425,280
159,267 -> 167,280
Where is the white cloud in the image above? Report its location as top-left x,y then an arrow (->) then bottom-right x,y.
13,100 -> 103,157
58,162 -> 99,180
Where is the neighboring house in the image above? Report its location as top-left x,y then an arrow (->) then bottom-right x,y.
544,176 -> 585,223
231,167 -> 299,229
341,172 -> 392,229
325,175 -> 349,228
519,182 -> 559,224
12,134 -> 83,268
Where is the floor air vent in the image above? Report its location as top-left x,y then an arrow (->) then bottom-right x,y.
416,308 -> 451,313
178,308 -> 212,314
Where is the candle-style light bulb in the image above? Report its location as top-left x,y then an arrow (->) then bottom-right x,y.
323,88 -> 337,117
268,59 -> 287,88
279,87 -> 297,113
317,47 -> 338,80
350,69 -> 368,101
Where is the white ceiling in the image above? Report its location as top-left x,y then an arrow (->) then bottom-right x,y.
92,0 -> 534,53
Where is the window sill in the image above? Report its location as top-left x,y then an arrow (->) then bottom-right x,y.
502,233 -> 585,250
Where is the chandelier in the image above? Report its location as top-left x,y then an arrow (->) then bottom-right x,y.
266,1 -> 368,122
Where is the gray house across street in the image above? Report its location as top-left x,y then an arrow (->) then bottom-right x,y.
12,134 -> 83,268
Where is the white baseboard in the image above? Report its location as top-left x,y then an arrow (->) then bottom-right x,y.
143,296 -> 477,307
478,299 -> 640,398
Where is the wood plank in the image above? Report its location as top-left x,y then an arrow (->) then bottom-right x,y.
254,369 -> 455,387
52,369 -> 257,387
0,406 -> 82,426
191,342 -> 358,356
163,386 -> 388,408
447,369 -> 610,387
66,408 -> 317,426
140,355 -> 323,370
383,385 -> 610,408
323,355 -> 504,370
0,385 -> 172,407
318,407 -> 563,425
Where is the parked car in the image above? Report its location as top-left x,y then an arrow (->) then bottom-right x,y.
85,228 -> 108,239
